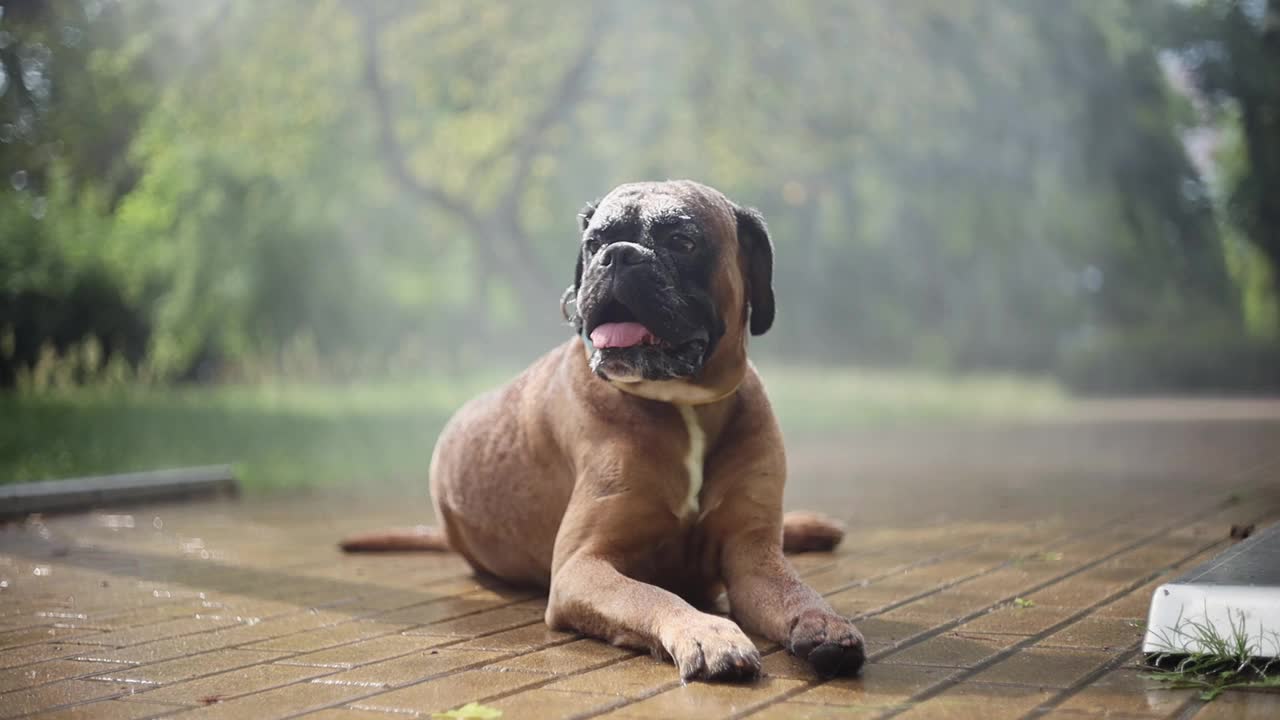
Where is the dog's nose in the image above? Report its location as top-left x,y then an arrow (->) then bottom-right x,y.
599,242 -> 647,268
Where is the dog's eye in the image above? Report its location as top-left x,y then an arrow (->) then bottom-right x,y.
669,233 -> 696,253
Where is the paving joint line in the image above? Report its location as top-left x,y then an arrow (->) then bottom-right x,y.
314,534 -> 1079,720
95,620 -> 594,720
0,517 -> 1222,720
18,454 -> 1280,718
797,521 -> 1055,582
295,589 -> 813,720
196,600 -> 684,719
864,496 -> 1268,663
562,527 -> 1065,720
1020,645 -> 1141,719
873,507 -> 1279,720
817,522 -> 1082,598
817,489 -> 1220,619
736,501 -> 1273,720
3,574 -> 481,668
303,633 -> 638,720
562,524 -> 1104,720
16,587 -> 562,716
573,507 -> 1174,720
3,594 -> 541,703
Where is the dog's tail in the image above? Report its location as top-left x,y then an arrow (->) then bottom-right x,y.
339,526 -> 451,553
782,511 -> 845,553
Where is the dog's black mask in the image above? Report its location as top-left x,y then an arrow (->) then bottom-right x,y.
564,187 -> 725,382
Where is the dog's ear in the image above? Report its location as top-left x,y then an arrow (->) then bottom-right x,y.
734,205 -> 775,336
574,201 -> 596,292
562,201 -> 597,326
578,201 -> 597,233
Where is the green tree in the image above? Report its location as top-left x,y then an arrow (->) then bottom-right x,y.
0,0 -> 1257,383
1165,0 -> 1280,333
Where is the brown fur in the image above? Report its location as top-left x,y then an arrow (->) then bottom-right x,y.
782,511 -> 847,553
341,181 -> 864,680
338,527 -> 450,552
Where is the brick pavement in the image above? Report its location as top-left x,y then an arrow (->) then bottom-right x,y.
2,403 -> 1280,719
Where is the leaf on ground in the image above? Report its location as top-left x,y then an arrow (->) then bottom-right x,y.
433,702 -> 503,719
1013,597 -> 1036,609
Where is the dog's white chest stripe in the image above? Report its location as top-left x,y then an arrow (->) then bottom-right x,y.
677,404 -> 705,517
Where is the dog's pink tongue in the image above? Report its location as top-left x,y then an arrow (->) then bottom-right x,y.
590,322 -> 653,349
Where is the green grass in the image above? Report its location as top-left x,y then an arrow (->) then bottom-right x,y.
0,366 -> 1065,493
761,365 -> 1066,434
1144,608 -> 1280,700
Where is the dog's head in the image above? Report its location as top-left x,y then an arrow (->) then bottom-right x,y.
563,180 -> 774,403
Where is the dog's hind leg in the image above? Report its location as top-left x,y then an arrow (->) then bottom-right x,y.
781,511 -> 845,553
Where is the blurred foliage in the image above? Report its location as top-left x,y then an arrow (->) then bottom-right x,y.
1164,0 -> 1280,339
0,0 -> 1276,389
1059,330 -> 1280,395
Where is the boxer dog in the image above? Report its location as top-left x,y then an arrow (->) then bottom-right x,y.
342,180 -> 865,681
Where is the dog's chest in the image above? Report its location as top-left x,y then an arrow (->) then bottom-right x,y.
676,404 -> 706,518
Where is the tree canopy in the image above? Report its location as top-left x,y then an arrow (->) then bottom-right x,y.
0,0 -> 1274,386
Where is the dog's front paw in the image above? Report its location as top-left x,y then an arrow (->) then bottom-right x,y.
788,609 -> 865,677
664,614 -> 761,682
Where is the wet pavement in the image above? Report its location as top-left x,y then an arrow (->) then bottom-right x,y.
3,400 -> 1280,719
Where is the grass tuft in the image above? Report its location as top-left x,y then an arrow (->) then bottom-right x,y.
1143,607 -> 1280,701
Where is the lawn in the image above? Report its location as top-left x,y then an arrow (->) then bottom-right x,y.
0,366 -> 1066,492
